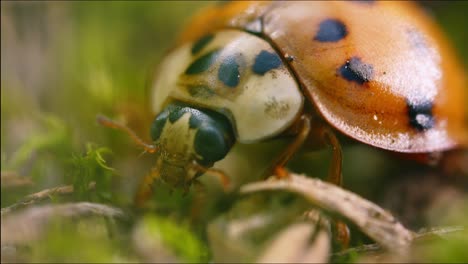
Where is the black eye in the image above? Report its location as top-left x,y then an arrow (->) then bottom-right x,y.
150,107 -> 173,141
151,102 -> 235,164
194,125 -> 231,164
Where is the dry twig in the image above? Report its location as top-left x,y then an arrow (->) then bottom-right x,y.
1,171 -> 33,188
1,182 -> 96,216
1,202 -> 125,245
333,225 -> 466,258
241,174 -> 414,252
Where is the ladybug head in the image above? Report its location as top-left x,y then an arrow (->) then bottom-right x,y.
150,102 -> 235,189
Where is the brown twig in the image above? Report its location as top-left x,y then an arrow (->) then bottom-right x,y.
333,225 -> 466,260
240,174 -> 414,252
1,171 -> 34,188
1,182 -> 96,216
1,202 -> 125,245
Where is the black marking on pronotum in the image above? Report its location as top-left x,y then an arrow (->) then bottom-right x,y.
314,19 -> 348,43
407,100 -> 435,131
185,49 -> 221,75
188,85 -> 215,99
218,55 -> 241,87
338,57 -> 374,85
252,50 -> 282,75
191,34 -> 215,55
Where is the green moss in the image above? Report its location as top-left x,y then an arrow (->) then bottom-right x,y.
6,114 -> 69,171
70,143 -> 115,201
141,214 -> 209,262
419,235 -> 468,263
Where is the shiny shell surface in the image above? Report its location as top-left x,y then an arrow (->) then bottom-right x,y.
155,0 -> 466,152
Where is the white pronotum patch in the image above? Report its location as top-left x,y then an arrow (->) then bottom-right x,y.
152,30 -> 304,143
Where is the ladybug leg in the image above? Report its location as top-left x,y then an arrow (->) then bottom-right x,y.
97,114 -> 158,154
264,114 -> 312,179
320,127 -> 343,186
97,114 -> 159,207
189,180 -> 207,224
334,219 -> 351,249
134,167 -> 160,207
190,161 -> 231,191
319,127 -> 350,248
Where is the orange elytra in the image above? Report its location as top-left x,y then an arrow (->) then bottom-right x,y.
175,1 -> 467,153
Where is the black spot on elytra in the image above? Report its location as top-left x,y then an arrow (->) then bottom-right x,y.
185,49 -> 220,75
191,34 -> 215,55
252,50 -> 282,75
407,100 -> 435,131
314,19 -> 348,43
338,57 -> 374,85
218,55 -> 241,87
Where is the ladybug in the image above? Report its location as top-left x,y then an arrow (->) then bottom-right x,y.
99,1 -> 466,205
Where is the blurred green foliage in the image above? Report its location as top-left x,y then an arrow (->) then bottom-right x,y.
138,214 -> 210,262
70,143 -> 114,201
1,1 -> 467,262
29,218 -> 125,263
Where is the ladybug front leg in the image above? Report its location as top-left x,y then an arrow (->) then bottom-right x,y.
97,114 -> 158,154
96,114 -> 160,207
134,167 -> 160,208
190,161 -> 231,191
264,114 -> 312,179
